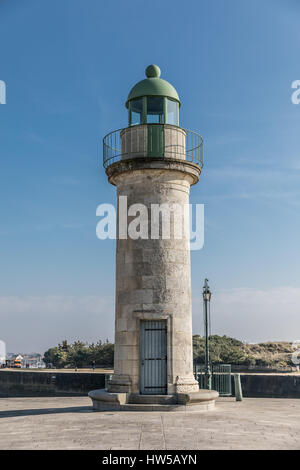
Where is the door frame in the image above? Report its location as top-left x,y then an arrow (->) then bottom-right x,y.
134,312 -> 173,395
139,320 -> 167,395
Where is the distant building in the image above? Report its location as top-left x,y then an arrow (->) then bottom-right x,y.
5,352 -> 45,368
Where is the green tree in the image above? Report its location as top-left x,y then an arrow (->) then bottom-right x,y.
43,347 -> 68,368
44,339 -> 114,369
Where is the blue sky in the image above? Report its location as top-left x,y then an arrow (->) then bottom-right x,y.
0,0 -> 299,352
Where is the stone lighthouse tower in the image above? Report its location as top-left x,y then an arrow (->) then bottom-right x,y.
89,65 -> 218,410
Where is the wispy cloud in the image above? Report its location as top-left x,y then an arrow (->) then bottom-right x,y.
205,163 -> 300,207
192,286 -> 300,343
1,287 -> 297,353
51,176 -> 84,186
208,134 -> 250,147
23,131 -> 45,144
0,295 -> 114,353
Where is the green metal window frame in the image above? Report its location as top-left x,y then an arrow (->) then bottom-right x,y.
163,98 -> 167,124
142,96 -> 147,124
166,98 -> 179,126
129,96 -> 179,126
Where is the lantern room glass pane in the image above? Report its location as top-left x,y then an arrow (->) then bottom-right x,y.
166,98 -> 178,125
147,96 -> 164,123
130,98 -> 143,125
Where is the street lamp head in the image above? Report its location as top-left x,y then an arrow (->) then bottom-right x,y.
203,278 -> 211,301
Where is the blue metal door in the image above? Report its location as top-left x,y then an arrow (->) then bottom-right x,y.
140,320 -> 167,395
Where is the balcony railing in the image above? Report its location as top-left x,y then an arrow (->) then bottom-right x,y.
103,124 -> 203,169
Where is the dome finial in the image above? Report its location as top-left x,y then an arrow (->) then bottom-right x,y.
145,64 -> 161,78
126,64 -> 180,108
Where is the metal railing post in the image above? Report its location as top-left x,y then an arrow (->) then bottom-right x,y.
234,373 -> 243,401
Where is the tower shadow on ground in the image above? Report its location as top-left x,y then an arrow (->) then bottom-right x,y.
0,405 -> 93,418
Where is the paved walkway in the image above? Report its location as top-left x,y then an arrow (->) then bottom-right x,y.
0,396 -> 299,450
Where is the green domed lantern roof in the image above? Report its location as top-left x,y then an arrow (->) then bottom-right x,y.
126,65 -> 180,108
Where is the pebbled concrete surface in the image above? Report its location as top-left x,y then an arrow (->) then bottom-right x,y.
0,396 -> 299,450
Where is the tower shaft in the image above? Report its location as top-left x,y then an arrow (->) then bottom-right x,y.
107,157 -> 200,394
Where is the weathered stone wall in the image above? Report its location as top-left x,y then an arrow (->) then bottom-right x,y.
0,370 -> 106,397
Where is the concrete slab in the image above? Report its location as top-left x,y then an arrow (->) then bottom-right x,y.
0,396 -> 299,450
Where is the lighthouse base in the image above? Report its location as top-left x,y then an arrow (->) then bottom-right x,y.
88,389 -> 218,412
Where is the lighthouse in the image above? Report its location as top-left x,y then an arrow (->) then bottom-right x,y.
89,65 -> 218,410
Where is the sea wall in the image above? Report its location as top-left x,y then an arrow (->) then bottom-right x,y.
233,374 -> 300,398
0,370 -> 299,398
0,370 -> 106,397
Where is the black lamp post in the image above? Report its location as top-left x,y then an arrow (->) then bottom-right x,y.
203,278 -> 212,390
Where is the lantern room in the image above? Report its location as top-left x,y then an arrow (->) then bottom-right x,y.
126,65 -> 180,126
